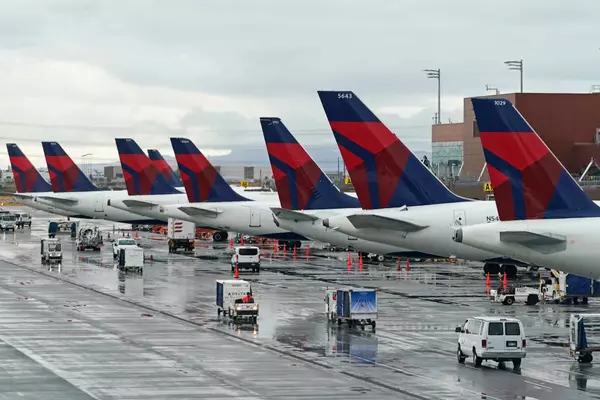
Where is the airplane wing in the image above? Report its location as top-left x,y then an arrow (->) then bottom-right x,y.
499,231 -> 566,246
36,195 -> 79,205
271,207 -> 318,222
178,206 -> 223,218
347,214 -> 428,232
122,199 -> 159,208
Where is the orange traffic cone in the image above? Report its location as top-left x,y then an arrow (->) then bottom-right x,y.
234,264 -> 240,279
359,253 -> 363,268
241,236 -> 245,246
396,257 -> 401,271
305,246 -> 310,259
229,237 -> 233,248
486,272 -> 491,287
293,246 -> 297,260
405,259 -> 410,271
347,252 -> 352,267
135,231 -> 139,239
503,272 -> 507,289
283,243 -> 287,255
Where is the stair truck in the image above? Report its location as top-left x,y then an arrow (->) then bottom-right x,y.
167,218 -> 196,253
76,225 -> 103,251
570,313 -> 600,363
216,279 -> 258,323
41,238 -> 62,264
326,287 -> 377,330
541,270 -> 600,305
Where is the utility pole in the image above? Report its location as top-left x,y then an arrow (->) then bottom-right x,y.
424,69 -> 441,124
504,59 -> 523,93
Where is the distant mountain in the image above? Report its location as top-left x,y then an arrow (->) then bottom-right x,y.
87,147 -> 432,174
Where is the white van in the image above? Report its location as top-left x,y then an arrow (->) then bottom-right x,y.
456,316 -> 526,369
0,214 -> 16,231
231,246 -> 260,273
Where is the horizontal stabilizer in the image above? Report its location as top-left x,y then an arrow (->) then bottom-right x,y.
37,195 -> 78,205
271,207 -> 318,222
347,214 -> 428,232
122,199 -> 159,208
3,192 -> 31,199
178,206 -> 223,218
499,231 -> 566,246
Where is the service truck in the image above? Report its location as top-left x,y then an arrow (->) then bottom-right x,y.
541,270 -> 600,305
326,288 -> 377,330
216,279 -> 258,323
167,218 -> 196,253
41,238 -> 62,264
76,225 -> 103,251
113,237 -> 139,259
0,214 -> 16,231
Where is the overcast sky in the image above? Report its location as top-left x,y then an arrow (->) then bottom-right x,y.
0,0 -> 598,169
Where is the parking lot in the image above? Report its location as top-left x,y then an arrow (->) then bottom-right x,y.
0,209 -> 599,399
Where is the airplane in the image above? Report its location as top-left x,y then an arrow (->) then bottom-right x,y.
32,141 -> 169,224
260,116 -> 433,261
6,143 -> 84,217
453,98 -> 600,279
107,138 -> 281,242
315,90 -> 538,278
149,137 -> 306,245
147,149 -> 183,188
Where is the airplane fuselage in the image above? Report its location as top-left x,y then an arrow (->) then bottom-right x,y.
455,218 -> 600,279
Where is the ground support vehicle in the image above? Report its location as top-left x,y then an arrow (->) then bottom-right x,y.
326,288 -> 377,330
41,238 -> 62,264
167,218 -> 195,253
216,279 -> 258,323
570,313 -> 600,363
117,246 -> 144,272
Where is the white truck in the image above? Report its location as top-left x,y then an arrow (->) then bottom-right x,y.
167,218 -> 196,253
0,214 -> 16,231
15,212 -> 31,228
41,238 -> 62,264
113,237 -> 139,259
216,279 -> 258,323
490,284 -> 540,306
117,246 -> 144,271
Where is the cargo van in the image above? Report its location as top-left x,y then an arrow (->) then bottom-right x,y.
0,214 -> 16,231
231,246 -> 260,273
456,316 -> 526,369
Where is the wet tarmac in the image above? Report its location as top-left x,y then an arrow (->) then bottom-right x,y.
0,209 -> 599,399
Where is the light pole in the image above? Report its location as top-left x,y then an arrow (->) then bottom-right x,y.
504,59 -> 523,93
485,84 -> 499,95
424,68 -> 441,124
81,153 -> 92,179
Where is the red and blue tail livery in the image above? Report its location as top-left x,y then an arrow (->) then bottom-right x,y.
318,90 -> 465,210
7,143 -> 52,193
147,149 -> 183,188
260,117 -> 358,210
472,98 -> 600,220
170,138 -> 249,203
115,139 -> 181,196
41,142 -> 98,192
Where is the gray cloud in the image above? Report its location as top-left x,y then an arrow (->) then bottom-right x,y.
0,0 -> 598,168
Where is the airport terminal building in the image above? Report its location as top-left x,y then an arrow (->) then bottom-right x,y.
432,92 -> 600,197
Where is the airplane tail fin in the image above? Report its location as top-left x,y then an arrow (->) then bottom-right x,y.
472,97 -> 600,220
147,149 -> 183,187
260,117 -> 358,210
115,139 -> 181,196
41,142 -> 99,192
318,90 -> 466,210
7,143 -> 52,193
170,138 -> 249,203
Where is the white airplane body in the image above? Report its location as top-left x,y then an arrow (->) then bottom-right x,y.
272,207 -> 426,256
12,192 -> 80,217
454,217 -> 600,279
324,201 -> 530,265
